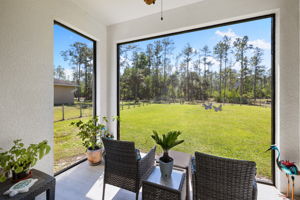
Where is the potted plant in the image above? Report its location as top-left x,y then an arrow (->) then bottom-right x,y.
151,130 -> 184,178
71,116 -> 114,165
0,139 -> 50,183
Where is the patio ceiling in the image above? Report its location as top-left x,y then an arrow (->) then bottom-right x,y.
68,0 -> 204,25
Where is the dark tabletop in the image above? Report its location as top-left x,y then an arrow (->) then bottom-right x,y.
168,151 -> 192,169
156,150 -> 192,169
0,169 -> 55,200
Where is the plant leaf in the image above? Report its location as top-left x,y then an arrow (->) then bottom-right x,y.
15,166 -> 23,173
0,175 -> 6,183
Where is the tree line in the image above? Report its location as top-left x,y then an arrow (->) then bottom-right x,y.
120,35 -> 272,104
54,42 -> 94,101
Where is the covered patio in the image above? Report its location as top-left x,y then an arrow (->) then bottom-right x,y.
1,0 -> 300,199
54,161 -> 284,200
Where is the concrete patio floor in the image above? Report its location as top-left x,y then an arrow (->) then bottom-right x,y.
53,161 -> 292,200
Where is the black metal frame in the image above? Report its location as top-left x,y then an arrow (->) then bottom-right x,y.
53,21 -> 97,176
270,14 -> 276,186
116,14 -> 276,185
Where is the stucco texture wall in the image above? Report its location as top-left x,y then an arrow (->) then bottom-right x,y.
107,0 -> 300,194
0,0 -> 107,175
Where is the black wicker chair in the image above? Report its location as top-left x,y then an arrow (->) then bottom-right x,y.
192,152 -> 257,200
102,138 -> 156,200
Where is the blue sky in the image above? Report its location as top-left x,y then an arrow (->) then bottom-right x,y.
54,24 -> 93,80
120,17 -> 272,73
54,17 -> 272,80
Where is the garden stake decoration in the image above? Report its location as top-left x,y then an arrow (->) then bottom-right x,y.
202,103 -> 213,110
213,104 -> 223,112
266,145 -> 299,200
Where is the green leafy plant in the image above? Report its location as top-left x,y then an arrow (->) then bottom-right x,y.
0,139 -> 50,183
71,116 -> 114,150
151,130 -> 184,162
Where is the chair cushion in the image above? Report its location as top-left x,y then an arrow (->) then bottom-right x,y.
135,149 -> 141,160
252,180 -> 257,200
191,156 -> 196,173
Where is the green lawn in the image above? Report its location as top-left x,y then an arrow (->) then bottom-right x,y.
120,103 -> 272,180
53,118 -> 87,173
54,104 -> 92,173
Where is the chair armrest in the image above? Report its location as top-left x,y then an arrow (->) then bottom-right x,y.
252,179 -> 257,200
139,146 -> 156,180
192,168 -> 197,200
191,156 -> 197,200
252,168 -> 257,200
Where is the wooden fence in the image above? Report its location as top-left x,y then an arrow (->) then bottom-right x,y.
120,101 -> 151,110
54,103 -> 93,122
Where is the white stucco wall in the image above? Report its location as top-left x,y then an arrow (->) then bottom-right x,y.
107,0 -> 300,194
0,0 -> 107,175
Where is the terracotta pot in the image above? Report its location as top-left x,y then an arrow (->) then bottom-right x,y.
12,170 -> 32,183
87,147 -> 102,166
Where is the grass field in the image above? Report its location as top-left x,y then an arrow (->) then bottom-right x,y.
120,103 -> 272,180
53,118 -> 89,173
53,105 -> 92,173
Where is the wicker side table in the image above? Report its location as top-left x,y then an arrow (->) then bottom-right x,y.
156,150 -> 192,200
142,166 -> 186,200
0,169 -> 56,200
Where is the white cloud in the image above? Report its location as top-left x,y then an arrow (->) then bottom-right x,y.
249,39 -> 271,50
64,68 -> 74,81
119,56 -> 133,74
215,29 -> 237,38
232,62 -> 240,71
215,29 -> 271,50
207,56 -> 219,66
192,48 -> 198,54
199,56 -> 220,72
120,56 -> 133,67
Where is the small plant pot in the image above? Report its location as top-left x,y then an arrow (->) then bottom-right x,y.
12,170 -> 32,183
87,147 -> 102,166
159,157 -> 173,179
0,168 -> 10,182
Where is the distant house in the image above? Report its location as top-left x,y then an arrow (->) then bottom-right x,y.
54,79 -> 77,105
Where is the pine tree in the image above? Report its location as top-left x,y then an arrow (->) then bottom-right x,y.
250,47 -> 265,103
233,36 -> 252,104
